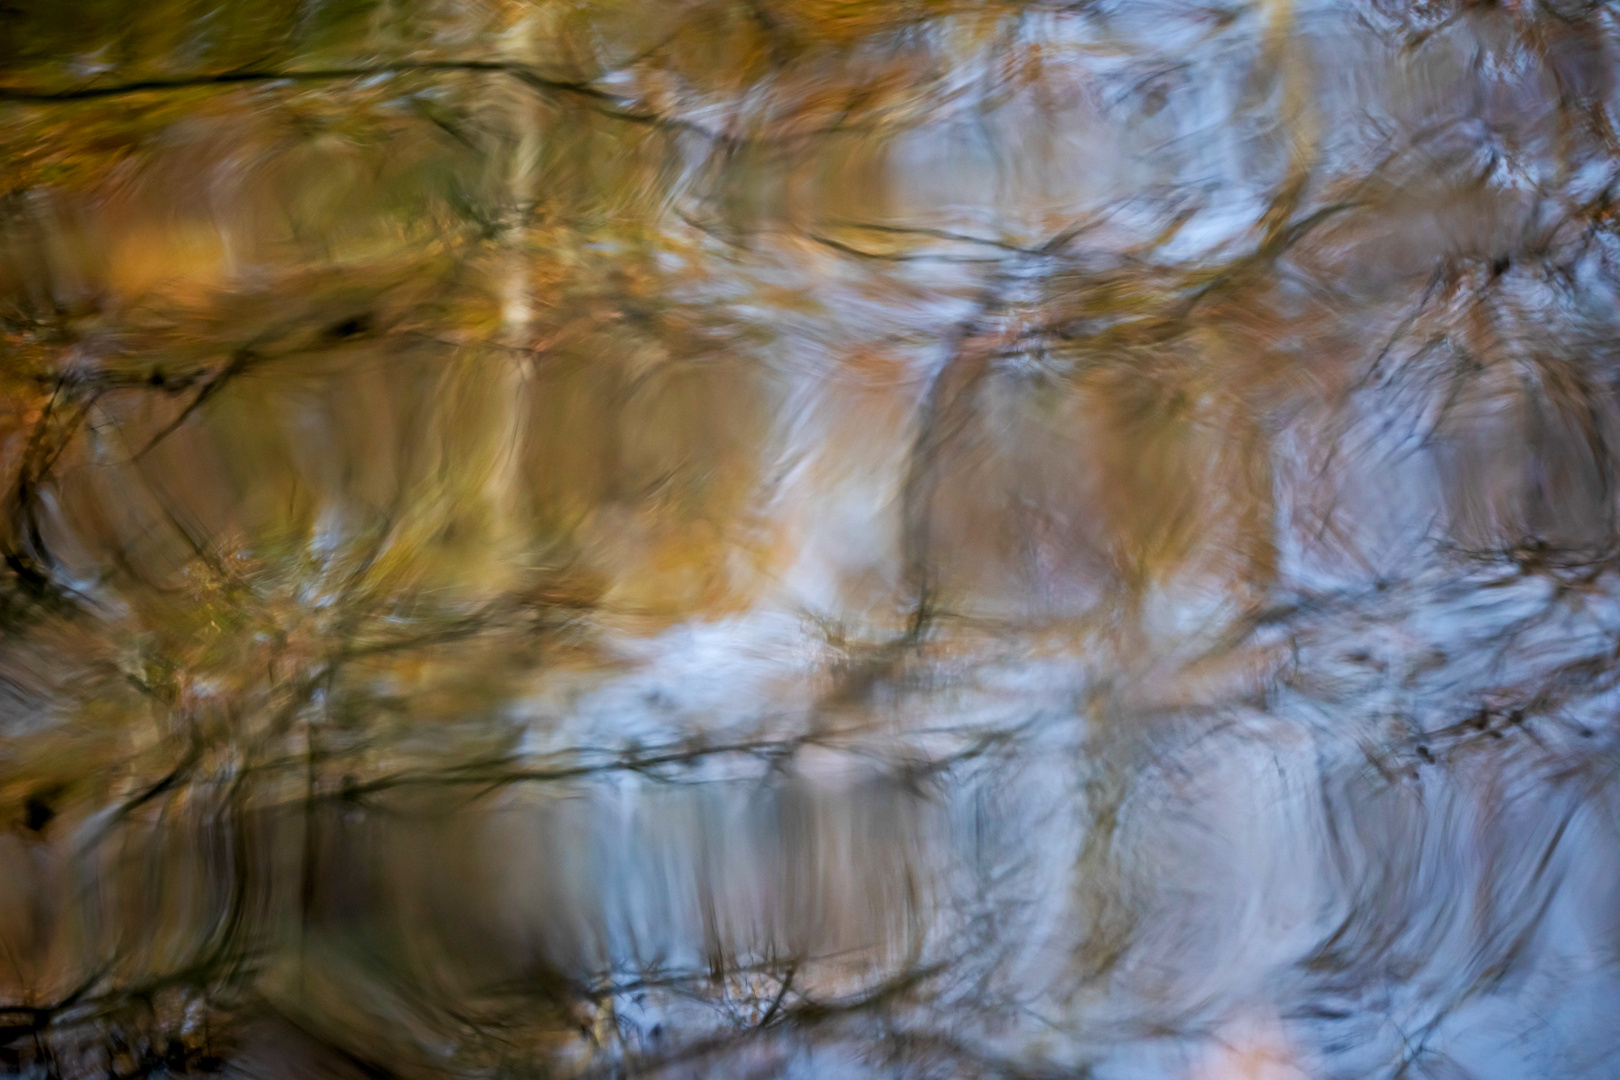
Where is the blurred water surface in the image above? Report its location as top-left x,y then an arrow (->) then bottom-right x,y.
4,1 -> 1620,1077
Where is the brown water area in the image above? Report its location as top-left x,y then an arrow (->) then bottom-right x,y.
3,1 -> 1620,1077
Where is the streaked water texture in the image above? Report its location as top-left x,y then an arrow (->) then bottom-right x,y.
3,1 -> 1620,1077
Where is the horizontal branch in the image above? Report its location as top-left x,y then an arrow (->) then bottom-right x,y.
0,60 -> 768,147
0,60 -> 560,103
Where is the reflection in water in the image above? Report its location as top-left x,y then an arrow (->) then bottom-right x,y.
3,0 -> 1620,1076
